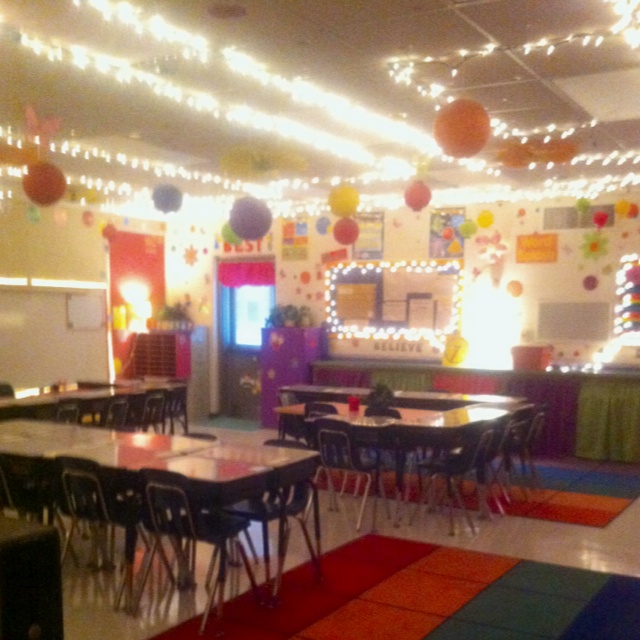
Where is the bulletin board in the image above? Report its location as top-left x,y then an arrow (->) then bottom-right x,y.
0,289 -> 110,388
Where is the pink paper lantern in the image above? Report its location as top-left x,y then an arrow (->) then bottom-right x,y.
404,180 -> 432,212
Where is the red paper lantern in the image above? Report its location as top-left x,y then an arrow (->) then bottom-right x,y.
102,223 -> 117,240
593,210 -> 609,229
433,99 -> 491,158
22,161 -> 66,206
404,180 -> 432,211
333,217 -> 359,245
628,203 -> 639,218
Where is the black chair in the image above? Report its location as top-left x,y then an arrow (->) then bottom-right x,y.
0,453 -> 56,524
163,385 -> 189,435
410,427 -> 495,535
133,468 -> 260,633
55,401 -> 80,424
139,392 -> 166,433
303,402 -> 339,448
0,382 -> 15,397
226,439 -> 321,601
316,417 -> 388,532
100,396 -> 130,430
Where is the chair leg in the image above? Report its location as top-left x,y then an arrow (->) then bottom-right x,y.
356,474 -> 372,532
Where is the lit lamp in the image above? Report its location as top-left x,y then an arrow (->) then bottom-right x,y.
119,281 -> 152,333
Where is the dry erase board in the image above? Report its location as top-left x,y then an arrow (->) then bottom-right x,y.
0,289 -> 109,388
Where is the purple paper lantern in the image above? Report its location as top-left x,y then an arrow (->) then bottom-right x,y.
229,196 -> 273,240
152,184 -> 183,213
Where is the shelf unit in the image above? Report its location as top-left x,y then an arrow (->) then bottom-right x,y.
132,331 -> 191,379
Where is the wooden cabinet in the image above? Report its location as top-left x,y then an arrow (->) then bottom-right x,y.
133,331 -> 191,378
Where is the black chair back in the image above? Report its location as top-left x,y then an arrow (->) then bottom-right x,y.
55,401 -> 80,424
0,454 -> 55,522
0,382 -> 14,398
140,392 -> 166,433
305,402 -> 338,419
102,396 -> 130,429
364,406 -> 401,419
56,456 -> 109,524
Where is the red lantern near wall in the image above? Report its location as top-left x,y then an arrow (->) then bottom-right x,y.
333,217 -> 359,245
433,99 -> 491,158
22,161 -> 67,206
404,180 -> 432,211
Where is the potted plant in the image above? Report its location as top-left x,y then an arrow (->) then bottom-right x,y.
282,304 -> 300,327
157,302 -> 193,331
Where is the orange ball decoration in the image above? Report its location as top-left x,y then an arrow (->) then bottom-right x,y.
433,99 -> 491,158
628,203 -> 639,219
507,280 -> 523,298
22,161 -> 67,206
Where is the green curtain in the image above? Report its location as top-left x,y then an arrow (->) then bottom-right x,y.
576,380 -> 640,462
371,370 -> 433,391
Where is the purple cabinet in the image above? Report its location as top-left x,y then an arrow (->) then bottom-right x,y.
260,327 -> 325,428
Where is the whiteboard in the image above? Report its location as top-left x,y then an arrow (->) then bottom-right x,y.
0,289 -> 110,388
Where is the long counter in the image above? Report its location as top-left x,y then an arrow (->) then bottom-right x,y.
309,359 -> 640,463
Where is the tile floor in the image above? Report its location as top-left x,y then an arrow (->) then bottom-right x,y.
59,424 -> 640,640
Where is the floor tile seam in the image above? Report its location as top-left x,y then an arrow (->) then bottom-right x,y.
342,593 -> 450,622
402,562 -> 519,587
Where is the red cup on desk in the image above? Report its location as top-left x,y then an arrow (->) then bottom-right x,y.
348,396 -> 360,414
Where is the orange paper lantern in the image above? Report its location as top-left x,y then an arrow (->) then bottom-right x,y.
22,161 -> 67,206
433,99 -> 491,158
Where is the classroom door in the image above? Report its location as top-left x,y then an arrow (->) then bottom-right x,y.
218,261 -> 275,420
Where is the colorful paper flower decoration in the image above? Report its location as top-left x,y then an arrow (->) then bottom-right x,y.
404,180 -> 432,211
328,185 -> 359,217
22,161 -> 67,206
333,217 -> 359,245
433,98 -> 491,158
152,184 -> 183,213
229,196 -> 272,240
580,231 -> 609,260
476,231 -> 507,264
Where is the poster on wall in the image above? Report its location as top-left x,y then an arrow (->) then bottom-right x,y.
354,211 -> 384,260
516,233 -> 558,263
429,208 -> 465,259
282,219 -> 308,261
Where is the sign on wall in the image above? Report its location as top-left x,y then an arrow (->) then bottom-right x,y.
282,219 -> 309,261
429,209 -> 465,259
516,233 -> 558,263
354,211 -> 384,260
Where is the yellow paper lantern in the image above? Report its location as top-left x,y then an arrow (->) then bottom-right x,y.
615,200 -> 631,217
328,185 -> 359,217
477,210 -> 494,228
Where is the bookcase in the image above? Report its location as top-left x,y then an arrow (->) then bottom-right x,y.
132,331 -> 191,379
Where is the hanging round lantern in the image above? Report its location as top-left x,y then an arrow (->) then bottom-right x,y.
583,275 -> 599,291
477,210 -> 494,228
593,210 -> 609,229
404,180 -> 432,211
507,280 -> 523,298
333,217 -> 359,245
496,141 -> 532,168
576,198 -> 591,215
328,185 -> 359,217
152,184 -> 183,213
626,265 -> 640,286
458,219 -> 478,239
433,98 -> 491,158
102,223 -> 117,240
221,222 -> 242,246
229,196 -> 273,240
628,203 -> 639,219
22,161 -> 66,206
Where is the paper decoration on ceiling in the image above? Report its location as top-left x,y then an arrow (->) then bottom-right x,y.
219,144 -> 307,180
404,179 -> 432,211
152,184 -> 183,213
24,104 -> 60,149
221,222 -> 242,246
433,98 -> 491,158
328,185 -> 359,217
229,196 -> 273,240
615,199 -> 640,219
22,161 -> 67,206
183,245 -> 198,266
333,216 -> 359,245
496,138 -> 578,168
593,210 -> 609,229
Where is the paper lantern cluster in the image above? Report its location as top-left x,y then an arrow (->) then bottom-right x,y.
152,184 -> 183,213
433,99 -> 491,158
404,180 -> 432,212
328,185 -> 360,245
22,161 -> 67,206
497,138 -> 578,168
615,199 -> 639,219
229,196 -> 273,241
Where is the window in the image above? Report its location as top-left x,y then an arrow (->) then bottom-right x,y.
222,284 -> 274,348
